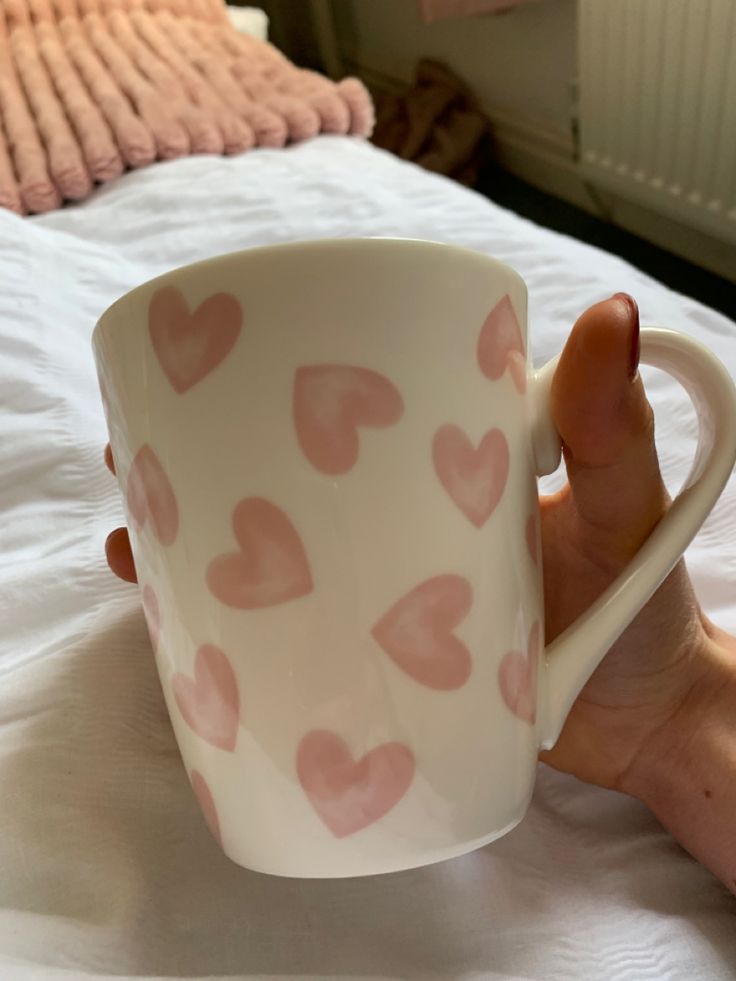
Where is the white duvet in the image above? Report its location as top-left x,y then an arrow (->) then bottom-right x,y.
0,137 -> 734,981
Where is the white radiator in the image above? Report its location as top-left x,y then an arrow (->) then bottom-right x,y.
578,0 -> 736,247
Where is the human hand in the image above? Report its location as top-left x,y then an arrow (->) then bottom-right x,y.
534,293 -> 722,790
537,294 -> 736,895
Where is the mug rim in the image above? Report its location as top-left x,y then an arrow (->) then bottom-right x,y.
92,237 -> 528,346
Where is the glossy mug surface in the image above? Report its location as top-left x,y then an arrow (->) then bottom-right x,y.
93,239 -> 736,877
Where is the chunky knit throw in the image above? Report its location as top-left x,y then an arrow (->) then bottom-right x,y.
0,0 -> 374,214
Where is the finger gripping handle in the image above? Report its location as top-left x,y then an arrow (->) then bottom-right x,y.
538,328 -> 736,750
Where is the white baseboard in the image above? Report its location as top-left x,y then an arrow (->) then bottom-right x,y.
484,108 -> 736,282
597,196 -> 736,284
475,103 -> 601,215
348,57 -> 735,283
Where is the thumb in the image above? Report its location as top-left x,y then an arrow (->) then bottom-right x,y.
551,294 -> 669,560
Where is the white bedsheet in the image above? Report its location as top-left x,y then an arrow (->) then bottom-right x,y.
0,137 -> 734,981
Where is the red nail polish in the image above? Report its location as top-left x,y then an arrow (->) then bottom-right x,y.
612,292 -> 640,379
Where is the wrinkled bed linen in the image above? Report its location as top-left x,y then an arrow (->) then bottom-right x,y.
0,137 -> 734,981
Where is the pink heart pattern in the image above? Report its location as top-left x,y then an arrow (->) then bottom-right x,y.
141,584 -> 161,652
477,294 -> 527,394
506,350 -> 527,395
294,365 -> 404,475
207,497 -> 313,609
498,621 -> 541,725
190,770 -> 223,847
173,644 -> 240,751
127,444 -> 179,546
372,575 -> 473,690
149,285 -> 243,394
128,292 -> 535,838
432,424 -> 510,528
296,730 -> 415,838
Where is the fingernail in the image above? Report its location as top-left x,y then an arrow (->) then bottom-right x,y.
612,292 -> 640,380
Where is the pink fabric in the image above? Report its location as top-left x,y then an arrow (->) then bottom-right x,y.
0,0 -> 375,214
418,0 -> 542,22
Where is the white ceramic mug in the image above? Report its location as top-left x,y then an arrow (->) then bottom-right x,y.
93,239 -> 736,878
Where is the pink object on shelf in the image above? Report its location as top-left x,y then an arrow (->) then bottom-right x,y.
418,0 -> 542,22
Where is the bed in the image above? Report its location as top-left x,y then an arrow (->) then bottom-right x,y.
1,135 -> 734,980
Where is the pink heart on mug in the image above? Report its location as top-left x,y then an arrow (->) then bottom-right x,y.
141,584 -> 161,651
432,424 -> 510,528
506,350 -> 527,395
207,497 -> 313,609
127,444 -> 179,546
372,574 -> 473,690
190,770 -> 223,847
296,730 -> 415,838
498,621 -> 541,725
149,285 -> 243,394
293,365 -> 404,475
477,294 -> 526,395
173,644 -> 240,751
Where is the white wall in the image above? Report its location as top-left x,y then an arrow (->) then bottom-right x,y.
324,0 -> 732,279
334,0 -> 577,143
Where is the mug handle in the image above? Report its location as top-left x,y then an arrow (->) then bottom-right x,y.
531,327 -> 736,750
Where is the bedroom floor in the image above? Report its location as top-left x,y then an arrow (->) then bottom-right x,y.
475,163 -> 735,320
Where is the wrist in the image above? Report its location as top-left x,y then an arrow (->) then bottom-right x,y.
624,629 -> 736,891
625,629 -> 735,797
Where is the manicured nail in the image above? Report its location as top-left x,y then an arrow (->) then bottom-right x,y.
612,292 -> 640,380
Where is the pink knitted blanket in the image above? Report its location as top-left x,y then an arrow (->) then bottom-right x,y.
0,0 -> 374,214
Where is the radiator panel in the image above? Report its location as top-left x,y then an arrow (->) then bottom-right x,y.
579,0 -> 736,246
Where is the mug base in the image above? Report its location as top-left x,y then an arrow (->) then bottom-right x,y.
221,808 -> 528,879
